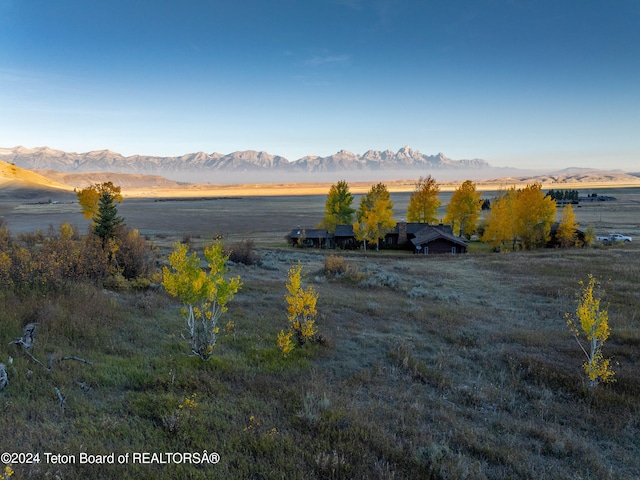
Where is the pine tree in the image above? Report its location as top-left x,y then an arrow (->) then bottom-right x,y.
93,191 -> 124,244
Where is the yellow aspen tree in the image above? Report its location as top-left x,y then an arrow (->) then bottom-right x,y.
76,182 -> 123,222
566,274 -> 615,390
354,183 -> 396,251
557,203 -> 579,247
282,262 -> 318,349
163,241 -> 242,361
406,175 -> 441,223
481,187 -> 518,249
514,183 -> 556,249
444,180 -> 482,238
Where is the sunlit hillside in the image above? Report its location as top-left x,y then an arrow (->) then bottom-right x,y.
0,159 -> 72,190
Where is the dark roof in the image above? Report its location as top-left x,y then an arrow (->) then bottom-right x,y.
288,228 -> 331,239
549,222 -> 584,236
410,225 -> 468,247
387,222 -> 453,236
334,224 -> 355,237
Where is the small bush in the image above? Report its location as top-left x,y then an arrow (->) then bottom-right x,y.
103,273 -> 131,290
114,227 -> 157,280
324,254 -> 347,275
359,270 -> 401,290
227,239 -> 261,265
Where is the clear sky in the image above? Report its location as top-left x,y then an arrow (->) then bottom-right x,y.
1,0 -> 639,171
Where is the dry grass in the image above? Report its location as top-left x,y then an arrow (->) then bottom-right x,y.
1,187 -> 639,478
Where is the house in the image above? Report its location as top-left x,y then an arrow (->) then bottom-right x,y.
546,222 -> 586,248
287,221 -> 468,254
334,224 -> 358,249
286,228 -> 333,248
382,222 -> 440,249
410,224 -> 468,254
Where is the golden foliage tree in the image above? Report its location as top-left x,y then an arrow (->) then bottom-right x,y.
163,241 -> 242,361
407,175 -> 441,223
481,187 -> 518,249
566,274 -> 615,390
444,180 -> 482,238
354,183 -> 396,251
319,180 -> 355,233
514,183 -> 556,249
77,182 -> 123,221
556,203 -> 579,247
278,262 -> 318,355
481,184 -> 556,250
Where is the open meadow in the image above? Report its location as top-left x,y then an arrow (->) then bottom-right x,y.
0,184 -> 639,479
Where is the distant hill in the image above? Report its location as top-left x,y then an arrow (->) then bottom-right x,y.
0,159 -> 75,201
1,156 -> 640,200
482,169 -> 640,186
0,145 -> 490,182
35,170 -> 183,189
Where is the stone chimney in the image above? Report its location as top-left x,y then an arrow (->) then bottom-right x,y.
398,221 -> 407,245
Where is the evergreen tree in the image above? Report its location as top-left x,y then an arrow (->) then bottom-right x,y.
93,191 -> 124,244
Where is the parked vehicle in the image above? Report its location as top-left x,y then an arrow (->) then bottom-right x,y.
596,233 -> 632,243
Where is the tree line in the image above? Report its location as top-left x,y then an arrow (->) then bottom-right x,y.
318,178 -> 585,251
546,189 -> 580,202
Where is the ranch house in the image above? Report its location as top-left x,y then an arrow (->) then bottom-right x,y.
287,222 -> 468,254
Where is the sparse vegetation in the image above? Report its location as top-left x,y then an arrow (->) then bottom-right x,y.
225,238 -> 261,265
566,274 -> 615,390
281,262 -> 319,350
162,241 -> 242,361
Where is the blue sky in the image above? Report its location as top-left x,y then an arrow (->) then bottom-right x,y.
1,0 -> 639,171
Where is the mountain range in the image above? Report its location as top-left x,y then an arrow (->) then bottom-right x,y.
0,146 -> 490,182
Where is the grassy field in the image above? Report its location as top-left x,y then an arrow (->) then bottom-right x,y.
0,187 -> 639,479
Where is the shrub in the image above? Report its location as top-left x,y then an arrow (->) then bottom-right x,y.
114,227 -> 156,280
323,254 -> 361,282
323,254 -> 347,275
278,263 -> 319,356
227,239 -> 261,266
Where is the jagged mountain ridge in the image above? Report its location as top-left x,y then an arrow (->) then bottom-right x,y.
0,146 -> 490,178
